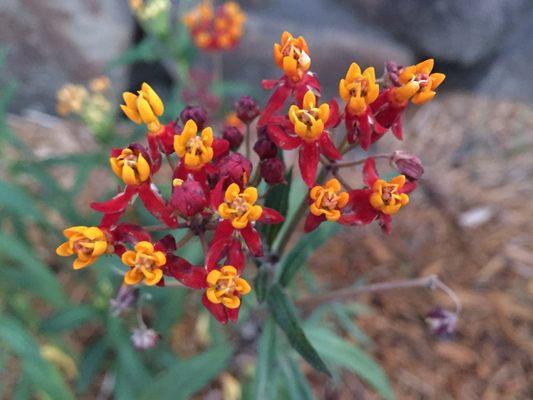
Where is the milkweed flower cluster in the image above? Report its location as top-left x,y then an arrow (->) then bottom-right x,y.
57,30 -> 444,326
183,0 -> 245,51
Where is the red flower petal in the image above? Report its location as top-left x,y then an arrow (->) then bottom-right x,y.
299,142 -> 319,187
212,138 -> 230,161
228,238 -> 245,273
258,207 -> 285,224
338,189 -> 377,226
267,125 -> 301,150
166,255 -> 206,289
226,306 -> 240,323
146,133 -> 162,174
111,223 -> 152,244
99,211 -> 125,228
202,294 -> 228,324
212,220 -> 234,246
357,111 -> 373,151
210,179 -> 226,211
304,213 -> 325,232
155,234 -> 177,252
205,237 -> 229,270
391,115 -> 403,140
325,98 -> 341,128
91,186 -> 137,214
363,158 -> 379,187
137,183 -> 178,228
240,224 -> 263,257
401,181 -> 417,194
319,133 -> 341,160
262,77 -> 281,90
258,84 -> 291,127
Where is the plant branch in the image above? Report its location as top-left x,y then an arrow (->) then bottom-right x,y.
295,274 -> 461,314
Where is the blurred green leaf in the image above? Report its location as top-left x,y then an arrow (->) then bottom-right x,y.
253,317 -> 276,400
0,232 -> 66,306
278,354 -> 314,400
0,180 -> 47,224
277,222 -> 340,287
111,36 -> 162,66
306,327 -> 394,400
254,267 -> 269,303
41,305 -> 99,333
76,337 -> 109,393
140,345 -> 233,400
0,316 -> 74,400
267,284 -> 330,376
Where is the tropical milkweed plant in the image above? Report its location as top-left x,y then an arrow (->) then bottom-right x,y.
1,1 -> 460,399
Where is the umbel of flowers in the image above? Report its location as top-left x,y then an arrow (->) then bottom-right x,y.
57,30 -> 444,325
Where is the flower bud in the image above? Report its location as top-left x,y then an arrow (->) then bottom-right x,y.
235,96 -> 260,123
218,153 -> 252,186
171,176 -> 208,217
110,285 -> 139,316
257,125 -> 269,139
391,151 -> 424,181
384,61 -> 402,88
254,136 -> 278,160
180,105 -> 208,130
260,157 -> 285,185
131,327 -> 159,350
425,307 -> 457,337
222,125 -> 244,150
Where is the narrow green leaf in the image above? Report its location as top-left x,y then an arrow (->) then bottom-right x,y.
277,223 -> 340,287
254,267 -> 269,303
140,345 -> 233,400
41,305 -> 99,333
254,317 -> 276,400
267,284 -> 331,376
0,232 -> 66,306
278,354 -> 314,400
0,180 -> 46,224
306,328 -> 394,400
76,337 -> 109,393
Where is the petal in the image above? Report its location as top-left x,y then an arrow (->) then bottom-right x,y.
145,269 -> 163,286
63,226 -> 88,238
141,82 -> 164,116
240,224 -> 263,257
430,73 -> 446,90
136,154 -> 151,182
221,295 -> 240,309
206,269 -> 222,286
91,240 -> 108,257
121,164 -> 138,186
363,158 -> 379,187
258,207 -> 284,224
412,91 -> 436,105
225,183 -> 241,202
346,62 -> 361,80
153,251 -> 167,267
124,268 -> 144,285
73,256 -> 96,270
120,105 -> 142,124
136,96 -> 156,124
258,84 -> 291,127
268,125 -> 301,149
417,58 -> 434,74
394,81 -> 419,102
135,241 -> 154,253
302,90 -> 316,109
121,250 -> 137,267
319,133 -> 341,160
235,277 -> 251,294
56,242 -> 73,256
338,79 -> 349,100
325,178 -> 341,192
122,92 -> 138,109
202,294 -> 228,324
299,142 -> 319,187
242,187 -> 258,204
201,127 -> 214,146
221,265 -> 238,276
304,213 -> 325,232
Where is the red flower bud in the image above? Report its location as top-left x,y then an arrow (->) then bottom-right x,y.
180,105 -> 208,130
218,153 -> 252,186
254,136 -> 278,160
222,125 -> 244,150
391,151 -> 424,181
157,121 -> 180,154
235,96 -> 260,123
170,177 -> 208,217
260,157 -> 285,184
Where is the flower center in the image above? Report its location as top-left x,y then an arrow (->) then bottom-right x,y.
415,73 -> 430,89
229,196 -> 250,216
321,189 -> 340,210
215,277 -> 237,294
73,238 -> 94,256
135,253 -> 156,271
379,184 -> 401,205
186,136 -> 204,155
282,41 -> 309,67
348,77 -> 369,98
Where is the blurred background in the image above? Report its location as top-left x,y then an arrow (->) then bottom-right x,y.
1,0 -> 532,399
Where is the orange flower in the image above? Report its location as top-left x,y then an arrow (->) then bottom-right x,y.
288,90 -> 329,141
110,147 -> 151,186
339,62 -> 379,115
369,175 -> 410,215
121,241 -> 166,286
393,59 -> 445,105
56,226 -> 109,269
173,119 -> 214,170
218,183 -> 262,229
205,265 -> 251,309
120,82 -> 164,132
309,179 -> 349,221
183,1 -> 245,51
273,31 -> 311,82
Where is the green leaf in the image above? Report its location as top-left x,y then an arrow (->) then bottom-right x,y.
253,317 -> 276,400
0,232 -> 66,306
260,169 -> 292,247
278,354 -> 314,400
254,267 -> 269,303
41,305 -> 99,333
267,284 -> 331,376
0,180 -> 47,224
306,328 -> 394,400
277,222 -> 340,287
0,316 -> 74,400
111,36 -> 162,66
140,345 -> 234,400
76,337 -> 109,393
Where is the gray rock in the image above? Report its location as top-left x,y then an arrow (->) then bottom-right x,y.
0,0 -> 133,114
345,0 -> 532,66
477,9 -> 533,104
